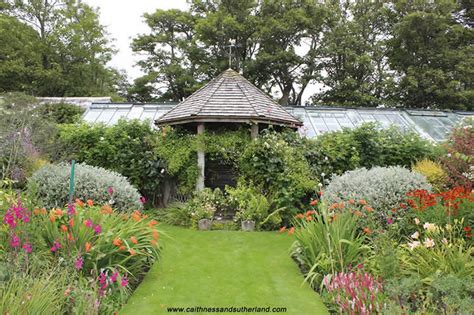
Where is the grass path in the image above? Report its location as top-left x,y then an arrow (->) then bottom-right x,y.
121,225 -> 328,315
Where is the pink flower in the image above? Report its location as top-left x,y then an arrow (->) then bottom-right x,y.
139,196 -> 146,204
97,272 -> 108,296
84,219 -> 93,228
93,224 -> 102,235
107,186 -> 114,196
75,257 -> 84,270
50,241 -> 61,252
110,271 -> 119,282
22,242 -> 32,253
387,217 -> 393,225
10,234 -> 20,247
67,204 -> 76,216
121,276 -> 128,287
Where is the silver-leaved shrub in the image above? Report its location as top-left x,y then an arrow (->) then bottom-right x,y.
28,163 -> 142,211
324,166 -> 431,223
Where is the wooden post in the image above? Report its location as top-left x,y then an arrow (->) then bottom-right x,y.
251,123 -> 259,139
196,123 -> 205,191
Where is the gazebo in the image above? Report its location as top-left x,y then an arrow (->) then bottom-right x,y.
155,68 -> 302,191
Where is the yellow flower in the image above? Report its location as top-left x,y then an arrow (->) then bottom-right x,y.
408,241 -> 420,250
411,231 -> 419,239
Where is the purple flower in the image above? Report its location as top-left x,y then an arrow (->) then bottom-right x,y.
75,257 -> 84,270
67,204 -> 76,216
387,217 -> 393,225
107,186 -> 114,196
139,196 -> 146,204
121,276 -> 128,287
93,224 -> 102,235
10,234 -> 20,247
22,242 -> 32,253
3,212 -> 15,229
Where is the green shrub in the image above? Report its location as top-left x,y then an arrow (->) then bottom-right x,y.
154,202 -> 192,227
34,102 -> 84,124
324,166 -> 431,226
240,130 -> 316,222
28,163 -> 142,211
304,123 -> 435,182
58,120 -> 164,204
187,188 -> 226,227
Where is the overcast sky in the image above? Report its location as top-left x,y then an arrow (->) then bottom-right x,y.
82,0 -> 319,102
83,0 -> 190,79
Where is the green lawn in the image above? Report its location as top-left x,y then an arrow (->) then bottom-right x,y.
121,224 -> 327,315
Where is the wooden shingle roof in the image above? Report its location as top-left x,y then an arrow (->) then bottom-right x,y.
155,69 -> 302,127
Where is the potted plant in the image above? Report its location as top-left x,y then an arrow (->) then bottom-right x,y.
191,203 -> 216,231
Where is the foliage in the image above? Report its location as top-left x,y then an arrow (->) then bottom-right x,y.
1,1 -> 123,97
413,159 -> 448,192
58,119 -> 165,204
187,188 -> 225,227
322,269 -> 386,315
28,163 -> 142,211
0,93 -> 57,186
226,181 -> 272,228
240,130 -> 316,222
290,203 -> 369,290
440,123 -> 473,190
304,123 -> 435,182
324,166 -> 432,227
154,202 -> 192,228
34,102 -> 85,124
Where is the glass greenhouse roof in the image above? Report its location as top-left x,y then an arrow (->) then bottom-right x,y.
83,103 -> 473,142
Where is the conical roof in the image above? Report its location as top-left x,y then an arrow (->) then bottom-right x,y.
155,69 -> 302,127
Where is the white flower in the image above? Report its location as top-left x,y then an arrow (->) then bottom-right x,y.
441,238 -> 448,245
445,224 -> 452,231
423,222 -> 437,232
414,218 -> 420,225
318,183 -> 323,187
408,241 -> 420,250
447,153 -> 452,157
160,168 -> 165,174
423,238 -> 435,248
321,172 -> 326,177
411,231 -> 419,239
324,156 -> 328,161
100,137 -> 105,141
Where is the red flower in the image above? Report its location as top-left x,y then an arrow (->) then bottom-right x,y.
310,199 -> 318,206
464,226 -> 471,232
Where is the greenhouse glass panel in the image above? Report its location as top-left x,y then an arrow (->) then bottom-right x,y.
109,108 -> 131,124
83,109 -> 102,124
95,109 -> 117,124
128,106 -> 144,120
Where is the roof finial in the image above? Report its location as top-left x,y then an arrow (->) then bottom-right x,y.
226,39 -> 236,69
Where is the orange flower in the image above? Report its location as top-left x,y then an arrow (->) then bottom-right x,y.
49,215 -> 56,223
40,207 -> 47,215
34,208 -> 40,215
54,208 -> 63,216
150,239 -> 158,247
306,210 -> 316,216
86,199 -> 94,207
279,226 -> 287,233
113,238 -> 123,247
148,220 -> 158,228
295,213 -> 305,219
128,249 -> 136,256
363,227 -> 372,234
310,199 -> 318,206
75,199 -> 84,207
131,210 -> 142,222
100,204 -> 113,214
130,236 -> 138,244
349,199 -> 355,205
363,206 -> 374,213
329,203 -> 339,210
359,200 -> 367,205
85,242 -> 91,252
119,245 -> 126,251
305,216 -> 313,221
60,224 -> 68,232
338,202 -> 345,209
68,218 -> 74,227
354,210 -> 363,217
152,229 -> 159,241
67,233 -> 73,241
288,227 -> 295,235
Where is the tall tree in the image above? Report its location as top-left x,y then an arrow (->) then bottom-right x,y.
387,0 -> 473,110
310,1 -> 394,107
1,0 -> 122,96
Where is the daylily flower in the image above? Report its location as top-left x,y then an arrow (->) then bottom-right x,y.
423,222 -> 437,232
411,231 -> 419,239
408,241 -> 420,250
22,242 -> 32,253
441,238 -> 448,245
84,219 -> 93,228
310,199 -> 318,206
113,238 -> 123,247
85,242 -> 91,252
423,238 -> 435,248
130,236 -> 138,244
75,257 -> 84,270
129,249 -> 136,256
75,199 -> 84,207
148,220 -> 158,228
414,218 -> 420,225
86,199 -> 94,207
288,227 -> 295,235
